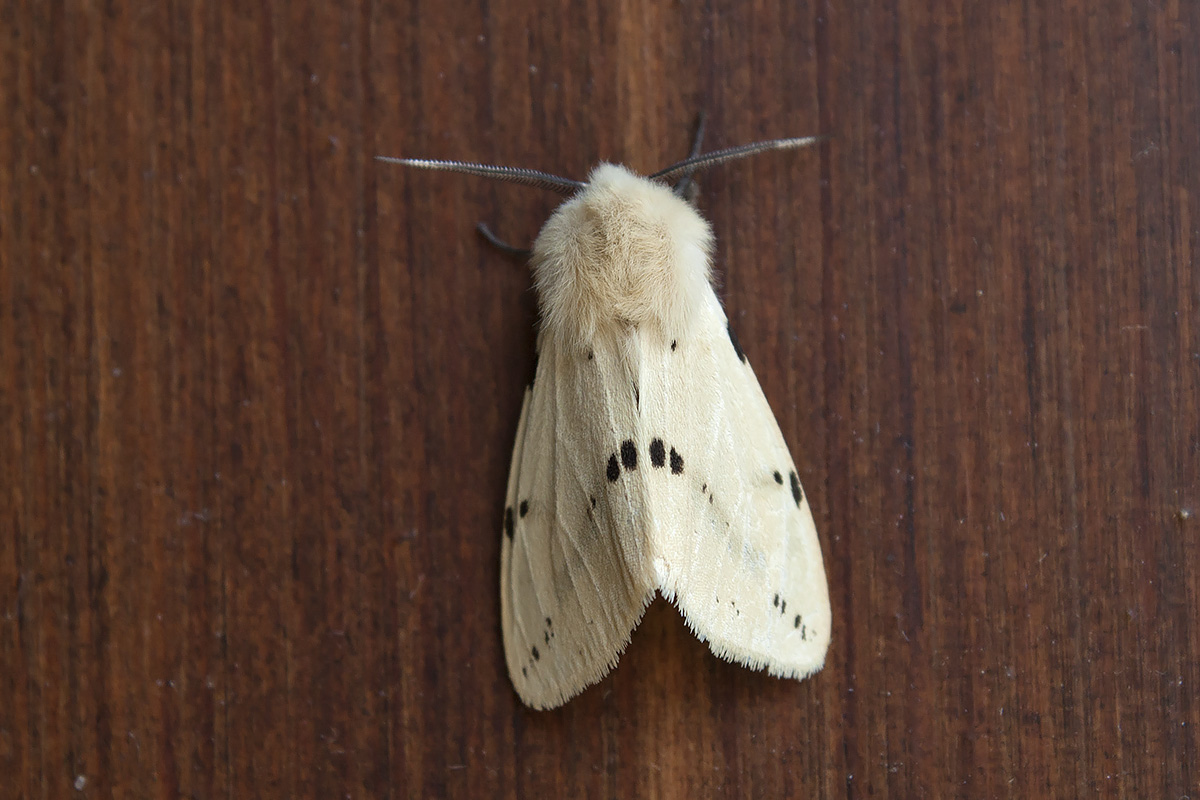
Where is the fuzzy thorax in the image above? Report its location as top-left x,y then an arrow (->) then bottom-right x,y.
531,163 -> 714,347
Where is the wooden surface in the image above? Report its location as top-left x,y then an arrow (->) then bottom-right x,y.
2,1 -> 1197,797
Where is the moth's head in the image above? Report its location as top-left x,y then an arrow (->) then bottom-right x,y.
530,163 -> 713,284
523,163 -> 717,344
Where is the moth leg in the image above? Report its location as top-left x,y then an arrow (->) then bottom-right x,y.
673,110 -> 708,201
476,222 -> 533,259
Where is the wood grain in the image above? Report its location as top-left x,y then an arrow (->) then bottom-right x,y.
2,1 -> 1197,797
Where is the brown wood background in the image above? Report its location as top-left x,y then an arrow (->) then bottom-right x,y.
2,1 -> 1197,797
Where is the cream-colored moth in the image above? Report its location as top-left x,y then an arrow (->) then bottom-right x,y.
381,121 -> 831,709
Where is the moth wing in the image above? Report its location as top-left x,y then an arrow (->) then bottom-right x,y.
500,334 -> 656,709
647,298 -> 831,679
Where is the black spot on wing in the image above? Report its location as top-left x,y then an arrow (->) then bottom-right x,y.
669,447 -> 684,475
587,348 -> 594,360
794,614 -> 801,628
773,470 -> 783,484
531,646 -> 540,661
789,471 -> 803,506
650,439 -> 666,468
519,500 -> 529,517
727,322 -> 746,363
620,440 -> 637,470
633,383 -> 639,409
671,339 -> 678,351
773,593 -> 779,608
606,455 -> 620,482
504,507 -> 514,539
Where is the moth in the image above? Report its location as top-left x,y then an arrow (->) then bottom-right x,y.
381,119 -> 831,709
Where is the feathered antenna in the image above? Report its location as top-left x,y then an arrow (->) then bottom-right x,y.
374,156 -> 584,195
649,135 -> 828,185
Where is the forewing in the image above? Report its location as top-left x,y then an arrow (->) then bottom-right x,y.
644,299 -> 831,679
500,334 -> 656,709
